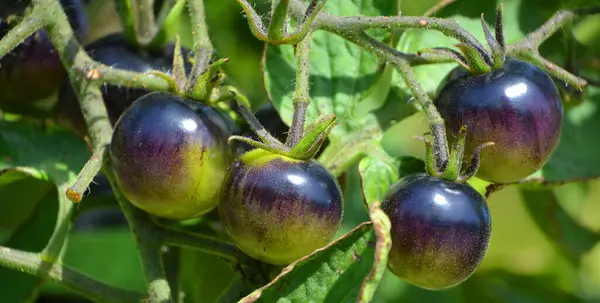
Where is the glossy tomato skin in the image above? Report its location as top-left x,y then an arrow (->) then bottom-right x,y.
382,173 -> 492,290
0,0 -> 87,106
434,58 -> 563,183
59,33 -> 191,134
110,92 -> 235,220
219,149 -> 343,265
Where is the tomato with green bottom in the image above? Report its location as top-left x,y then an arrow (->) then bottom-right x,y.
382,173 -> 492,290
219,148 -> 343,265
110,91 -> 235,220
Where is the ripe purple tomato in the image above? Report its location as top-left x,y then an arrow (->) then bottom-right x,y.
110,92 -> 235,219
434,58 -> 563,183
219,149 -> 343,265
382,173 -> 492,290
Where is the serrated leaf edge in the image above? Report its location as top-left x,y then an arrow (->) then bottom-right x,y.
238,222 -> 374,303
356,201 -> 392,303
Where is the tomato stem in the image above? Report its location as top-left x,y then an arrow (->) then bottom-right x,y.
114,0 -> 141,48
135,0 -> 157,45
185,0 -> 213,87
66,146 -> 107,203
268,0 -> 291,41
0,246 -> 145,302
441,125 -> 467,181
286,31 -> 313,147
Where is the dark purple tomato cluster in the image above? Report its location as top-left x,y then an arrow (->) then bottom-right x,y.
382,173 -> 491,290
434,58 -> 563,183
59,33 -> 191,135
110,92 -> 236,220
218,148 -> 344,265
110,91 -> 343,265
0,0 -> 87,107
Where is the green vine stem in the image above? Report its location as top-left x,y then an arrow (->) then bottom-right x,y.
104,167 -> 173,303
41,184 -> 75,263
185,0 -> 214,93
285,31 -> 313,147
0,246 -> 145,303
136,0 -> 157,45
0,13 -> 44,58
66,146 -> 107,203
507,7 -> 600,88
339,30 -> 450,173
287,0 -> 596,88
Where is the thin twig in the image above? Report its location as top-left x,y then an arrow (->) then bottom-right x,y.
136,0 -> 157,44
66,146 -> 107,203
159,228 -> 239,261
105,167 -> 173,303
0,247 -> 144,303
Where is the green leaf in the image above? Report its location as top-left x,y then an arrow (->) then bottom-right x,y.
179,249 -> 238,303
0,188 -> 58,302
61,228 -> 147,293
534,87 -> 600,181
519,188 -> 600,264
239,222 -> 377,303
355,203 -> 392,303
0,120 -> 90,187
0,170 -> 54,234
0,120 -> 90,300
263,0 -> 398,140
358,148 -> 399,207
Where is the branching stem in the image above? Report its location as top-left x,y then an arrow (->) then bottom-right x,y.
0,246 -> 144,302
136,0 -> 157,44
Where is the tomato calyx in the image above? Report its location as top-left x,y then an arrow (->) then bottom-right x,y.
228,90 -> 336,161
129,36 -> 229,102
419,4 -> 507,76
416,125 -> 495,183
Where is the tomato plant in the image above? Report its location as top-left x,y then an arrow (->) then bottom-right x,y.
0,0 -> 599,302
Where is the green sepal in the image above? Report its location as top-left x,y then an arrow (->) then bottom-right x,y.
188,58 -> 230,100
414,135 -> 441,177
267,0 -> 291,42
228,136 -> 286,156
171,35 -> 188,92
417,47 -> 469,70
288,114 -> 337,160
147,0 -> 187,50
455,43 -> 492,75
480,14 -> 505,70
114,0 -> 140,48
441,125 -> 467,181
130,71 -> 180,94
495,4 -> 505,50
457,141 -> 495,183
